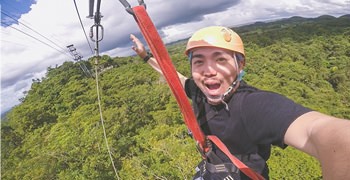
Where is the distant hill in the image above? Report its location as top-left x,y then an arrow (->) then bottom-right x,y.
236,14 -> 349,32
1,110 -> 10,120
234,14 -> 350,46
1,14 -> 349,180
167,14 -> 350,47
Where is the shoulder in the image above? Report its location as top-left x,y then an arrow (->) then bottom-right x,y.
235,85 -> 311,147
240,88 -> 301,111
185,78 -> 200,98
240,88 -> 311,124
185,78 -> 196,89
235,81 -> 309,112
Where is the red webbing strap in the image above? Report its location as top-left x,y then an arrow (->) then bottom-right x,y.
207,135 -> 265,180
132,6 -> 264,180
132,6 -> 207,149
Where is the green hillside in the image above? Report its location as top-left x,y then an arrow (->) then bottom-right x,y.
2,14 -> 350,179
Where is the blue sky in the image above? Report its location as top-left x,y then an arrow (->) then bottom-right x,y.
1,0 -> 349,114
1,0 -> 37,26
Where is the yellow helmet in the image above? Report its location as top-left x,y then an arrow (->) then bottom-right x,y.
185,26 -> 245,56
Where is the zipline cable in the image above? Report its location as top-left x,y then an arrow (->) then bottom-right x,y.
1,22 -> 71,58
87,0 -> 120,179
1,11 -> 70,54
72,0 -> 94,55
94,61 -> 120,180
1,1 -> 33,27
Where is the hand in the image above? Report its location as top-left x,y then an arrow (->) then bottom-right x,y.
130,34 -> 147,59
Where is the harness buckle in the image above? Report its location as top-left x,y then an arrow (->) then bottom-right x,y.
196,137 -> 212,159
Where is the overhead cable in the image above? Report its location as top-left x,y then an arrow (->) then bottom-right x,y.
72,0 -> 94,55
1,11 -> 69,54
1,22 -> 70,58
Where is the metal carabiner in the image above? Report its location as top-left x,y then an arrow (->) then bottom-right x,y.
119,0 -> 146,15
90,24 -> 104,42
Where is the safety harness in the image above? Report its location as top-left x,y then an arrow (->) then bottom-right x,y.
119,1 -> 265,179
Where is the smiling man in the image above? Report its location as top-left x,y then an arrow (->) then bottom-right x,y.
130,26 -> 350,179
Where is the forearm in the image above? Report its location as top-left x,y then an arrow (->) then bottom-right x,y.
309,116 -> 350,179
130,34 -> 187,87
147,57 -> 187,87
147,57 -> 164,75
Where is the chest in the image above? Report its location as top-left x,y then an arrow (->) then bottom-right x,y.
198,101 -> 257,154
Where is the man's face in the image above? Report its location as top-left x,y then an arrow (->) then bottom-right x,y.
191,47 -> 240,104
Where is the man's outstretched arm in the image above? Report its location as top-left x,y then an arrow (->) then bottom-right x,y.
285,111 -> 350,179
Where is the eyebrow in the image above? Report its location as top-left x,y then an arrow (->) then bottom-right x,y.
191,54 -> 205,59
192,51 -> 226,59
212,51 -> 226,57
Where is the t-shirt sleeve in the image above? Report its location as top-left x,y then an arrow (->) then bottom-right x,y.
185,78 -> 196,98
241,91 -> 312,148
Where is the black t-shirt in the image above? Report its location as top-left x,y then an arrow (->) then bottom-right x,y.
185,78 -> 311,178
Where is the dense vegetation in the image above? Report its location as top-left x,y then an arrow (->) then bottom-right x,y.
2,14 -> 350,179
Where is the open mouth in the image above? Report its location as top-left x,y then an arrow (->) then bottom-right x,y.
206,83 -> 221,90
202,81 -> 223,103
204,80 -> 221,94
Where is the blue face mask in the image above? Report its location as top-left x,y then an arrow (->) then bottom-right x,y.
238,70 -> 245,81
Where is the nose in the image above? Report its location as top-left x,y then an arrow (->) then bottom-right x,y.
203,63 -> 217,77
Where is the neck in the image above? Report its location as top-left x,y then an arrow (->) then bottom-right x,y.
222,80 -> 240,102
206,80 -> 240,109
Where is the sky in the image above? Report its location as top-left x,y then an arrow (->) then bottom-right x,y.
1,0 -> 349,114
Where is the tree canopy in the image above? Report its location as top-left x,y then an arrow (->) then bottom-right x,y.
2,14 -> 350,179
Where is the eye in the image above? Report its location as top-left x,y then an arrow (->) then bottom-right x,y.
216,57 -> 227,63
192,59 -> 204,66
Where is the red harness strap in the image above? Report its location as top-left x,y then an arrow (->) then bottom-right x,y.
132,5 -> 207,150
208,136 -> 265,180
132,5 -> 264,180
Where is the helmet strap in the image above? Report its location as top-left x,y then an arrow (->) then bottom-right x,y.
188,51 -> 193,62
220,53 -> 244,110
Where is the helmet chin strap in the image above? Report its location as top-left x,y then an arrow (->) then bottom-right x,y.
220,53 -> 244,110
206,77 -> 240,110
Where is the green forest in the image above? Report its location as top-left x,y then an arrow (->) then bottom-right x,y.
2,14 -> 350,179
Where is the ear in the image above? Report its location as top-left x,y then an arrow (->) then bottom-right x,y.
239,59 -> 246,70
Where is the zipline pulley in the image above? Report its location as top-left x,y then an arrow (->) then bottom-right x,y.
119,0 -> 146,15
88,0 -> 104,55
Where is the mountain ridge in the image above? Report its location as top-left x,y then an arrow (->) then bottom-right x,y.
1,14 -> 349,179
